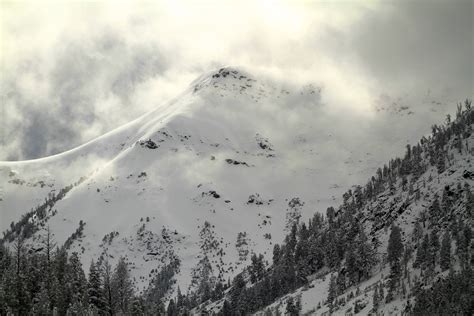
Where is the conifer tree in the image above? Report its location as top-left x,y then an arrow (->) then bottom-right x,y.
129,296 -> 144,315
42,226 -> 56,303
428,230 -> 440,268
456,224 -> 472,269
372,284 -> 380,312
378,282 -> 385,306
414,234 -> 426,270
230,273 -> 246,312
386,225 -> 403,302
88,260 -> 104,311
220,299 -> 232,315
437,154 -> 446,174
32,281 -> 51,315
440,232 -> 452,271
285,296 -> 297,316
412,221 -> 423,243
295,295 -> 302,314
387,225 -> 403,266
67,252 -> 87,305
167,298 -> 177,316
112,257 -> 134,314
273,244 -> 281,265
249,253 -> 265,283
327,274 -> 337,312
355,229 -> 377,282
336,271 -> 346,295
101,258 -> 114,315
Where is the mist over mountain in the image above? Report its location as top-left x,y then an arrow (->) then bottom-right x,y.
0,1 -> 473,315
1,0 -> 472,160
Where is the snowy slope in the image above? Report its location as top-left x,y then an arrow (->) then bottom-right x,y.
227,111 -> 473,316
0,67 -> 452,295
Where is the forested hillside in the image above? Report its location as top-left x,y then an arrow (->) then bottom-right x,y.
239,100 -> 474,315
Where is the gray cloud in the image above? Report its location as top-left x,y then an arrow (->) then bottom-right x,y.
1,30 -> 170,160
349,0 -> 473,96
0,0 -> 472,160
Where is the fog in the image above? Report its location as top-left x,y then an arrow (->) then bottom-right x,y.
0,0 -> 472,160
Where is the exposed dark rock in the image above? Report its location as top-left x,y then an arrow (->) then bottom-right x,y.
139,139 -> 158,149
202,190 -> 221,199
225,159 -> 249,166
247,194 -> 272,206
209,191 -> 220,199
256,134 -> 274,151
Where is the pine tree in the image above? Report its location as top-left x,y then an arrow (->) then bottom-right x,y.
143,259 -> 180,312
295,295 -> 302,314
402,244 -> 412,278
412,221 -> 423,243
42,226 -> 56,304
54,247 -> 70,315
456,224 -> 472,270
67,252 -> 87,305
345,247 -> 358,286
355,229 -> 377,282
387,225 -> 403,267
327,274 -> 337,312
437,154 -> 445,174
429,197 -> 442,224
176,286 -> 187,312
25,253 -> 43,310
414,234 -> 429,269
249,253 -> 265,283
372,284 -> 380,312
32,281 -> 51,315
230,273 -> 246,312
428,230 -> 440,268
285,296 -> 297,316
336,271 -> 346,295
111,257 -> 134,314
167,298 -> 177,316
386,225 -> 403,302
326,207 -> 336,224
220,299 -> 232,315
66,297 -> 88,315
273,244 -> 281,265
101,259 -> 114,315
378,282 -> 385,304
88,260 -> 104,311
0,276 -> 8,315
11,236 -> 29,315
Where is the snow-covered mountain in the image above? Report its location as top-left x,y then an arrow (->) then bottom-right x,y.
0,68 -> 468,314
189,100 -> 473,316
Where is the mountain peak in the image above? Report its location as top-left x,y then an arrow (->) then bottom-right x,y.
210,67 -> 248,79
192,66 -> 256,93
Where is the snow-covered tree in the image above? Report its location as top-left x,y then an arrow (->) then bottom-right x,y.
440,232 -> 451,271
111,257 -> 134,314
386,225 -> 403,302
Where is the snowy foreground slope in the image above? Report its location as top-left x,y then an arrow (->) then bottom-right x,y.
0,67 -> 463,303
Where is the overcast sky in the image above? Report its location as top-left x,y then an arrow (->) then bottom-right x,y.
0,0 -> 472,161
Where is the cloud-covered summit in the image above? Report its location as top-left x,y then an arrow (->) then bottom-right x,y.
0,0 -> 472,160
